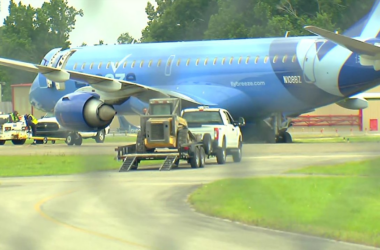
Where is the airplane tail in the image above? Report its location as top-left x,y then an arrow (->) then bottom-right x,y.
117,115 -> 140,133
343,0 -> 380,38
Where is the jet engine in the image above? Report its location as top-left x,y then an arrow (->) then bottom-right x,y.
54,92 -> 116,131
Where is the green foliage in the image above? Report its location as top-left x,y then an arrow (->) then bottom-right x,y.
0,0 -> 83,100
140,0 -> 374,41
117,32 -> 139,44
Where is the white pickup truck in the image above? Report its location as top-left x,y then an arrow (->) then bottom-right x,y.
181,106 -> 245,164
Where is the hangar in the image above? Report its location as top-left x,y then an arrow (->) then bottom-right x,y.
9,83 -> 380,134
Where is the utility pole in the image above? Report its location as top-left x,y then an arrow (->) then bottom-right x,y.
0,82 -> 5,102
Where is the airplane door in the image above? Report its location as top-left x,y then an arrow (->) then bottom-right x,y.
302,42 -> 320,84
165,55 -> 175,76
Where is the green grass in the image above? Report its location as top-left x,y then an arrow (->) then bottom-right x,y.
189,158 -> 380,247
286,157 -> 380,176
293,135 -> 380,143
0,155 -> 163,177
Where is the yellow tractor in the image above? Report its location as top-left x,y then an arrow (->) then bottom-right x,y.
136,98 -> 196,153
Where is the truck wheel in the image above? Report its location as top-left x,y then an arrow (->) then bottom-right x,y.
66,133 -> 75,146
0,140 -> 5,145
74,135 -> 83,146
190,147 -> 200,168
232,139 -> 242,163
199,147 -> 206,168
95,129 -> 105,143
11,139 -> 26,145
216,138 -> 226,164
202,133 -> 212,155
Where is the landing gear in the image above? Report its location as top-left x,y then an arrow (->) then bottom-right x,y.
241,113 -> 293,144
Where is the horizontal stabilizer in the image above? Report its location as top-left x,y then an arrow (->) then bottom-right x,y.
304,26 -> 380,58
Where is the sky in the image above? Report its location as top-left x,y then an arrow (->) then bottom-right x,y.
0,0 -> 155,46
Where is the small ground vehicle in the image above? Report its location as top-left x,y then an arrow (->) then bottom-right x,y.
115,98 -> 210,171
0,114 -> 28,145
35,113 -> 110,145
181,106 -> 245,164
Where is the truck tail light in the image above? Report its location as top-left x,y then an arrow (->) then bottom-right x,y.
214,128 -> 219,140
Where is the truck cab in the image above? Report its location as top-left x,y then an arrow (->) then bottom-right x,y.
181,106 -> 245,164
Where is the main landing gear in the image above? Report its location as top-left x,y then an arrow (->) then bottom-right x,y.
241,113 -> 293,143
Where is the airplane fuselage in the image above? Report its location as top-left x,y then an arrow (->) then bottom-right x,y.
29,35 -> 380,122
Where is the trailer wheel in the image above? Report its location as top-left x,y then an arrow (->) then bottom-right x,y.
51,140 -> 56,144
43,137 -> 48,144
202,133 -> 212,155
0,140 -> 5,145
190,147 -> 200,168
199,147 -> 206,168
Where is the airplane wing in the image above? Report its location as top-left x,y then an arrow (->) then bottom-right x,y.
350,92 -> 380,100
0,58 -> 212,106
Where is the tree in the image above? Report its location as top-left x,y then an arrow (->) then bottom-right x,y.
140,0 -> 218,42
0,0 -> 83,100
117,32 -> 138,44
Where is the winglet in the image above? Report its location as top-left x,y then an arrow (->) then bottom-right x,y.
304,25 -> 380,57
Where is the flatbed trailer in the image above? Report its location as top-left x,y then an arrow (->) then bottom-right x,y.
115,142 -> 206,171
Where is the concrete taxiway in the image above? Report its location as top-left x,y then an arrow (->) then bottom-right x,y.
0,143 -> 379,250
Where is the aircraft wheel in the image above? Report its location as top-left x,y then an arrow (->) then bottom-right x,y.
66,133 -> 75,146
74,134 -> 83,146
95,129 -> 105,143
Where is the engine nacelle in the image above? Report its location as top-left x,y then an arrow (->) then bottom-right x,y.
54,92 -> 116,131
336,97 -> 368,110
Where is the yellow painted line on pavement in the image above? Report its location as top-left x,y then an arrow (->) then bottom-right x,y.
34,189 -> 155,249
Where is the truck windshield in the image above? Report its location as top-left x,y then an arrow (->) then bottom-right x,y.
151,104 -> 172,115
44,112 -> 55,118
182,111 -> 223,126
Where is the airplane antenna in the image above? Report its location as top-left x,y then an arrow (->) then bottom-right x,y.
285,31 -> 289,38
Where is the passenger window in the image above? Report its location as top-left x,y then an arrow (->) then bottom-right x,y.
157,59 -> 162,67
115,61 -> 119,68
282,55 -> 288,63
98,62 -> 102,69
273,55 -> 278,63
255,56 -> 259,64
196,59 -> 199,66
264,56 -> 269,63
292,55 -> 297,63
81,63 -> 86,70
177,59 -> 181,66
204,58 -> 208,65
148,60 -> 153,67
222,58 -> 226,65
123,61 -> 127,68
167,59 -> 172,67
140,60 -> 144,68
106,62 -> 110,69
213,58 -> 218,65
131,60 -> 136,68
246,56 -> 250,64
229,57 -> 234,65
238,57 -> 242,64
90,62 -> 94,69
186,59 -> 190,66
73,63 -> 77,70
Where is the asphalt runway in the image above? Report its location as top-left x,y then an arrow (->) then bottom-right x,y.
0,143 -> 379,250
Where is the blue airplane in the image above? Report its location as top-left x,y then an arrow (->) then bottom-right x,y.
1,0 -> 380,143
